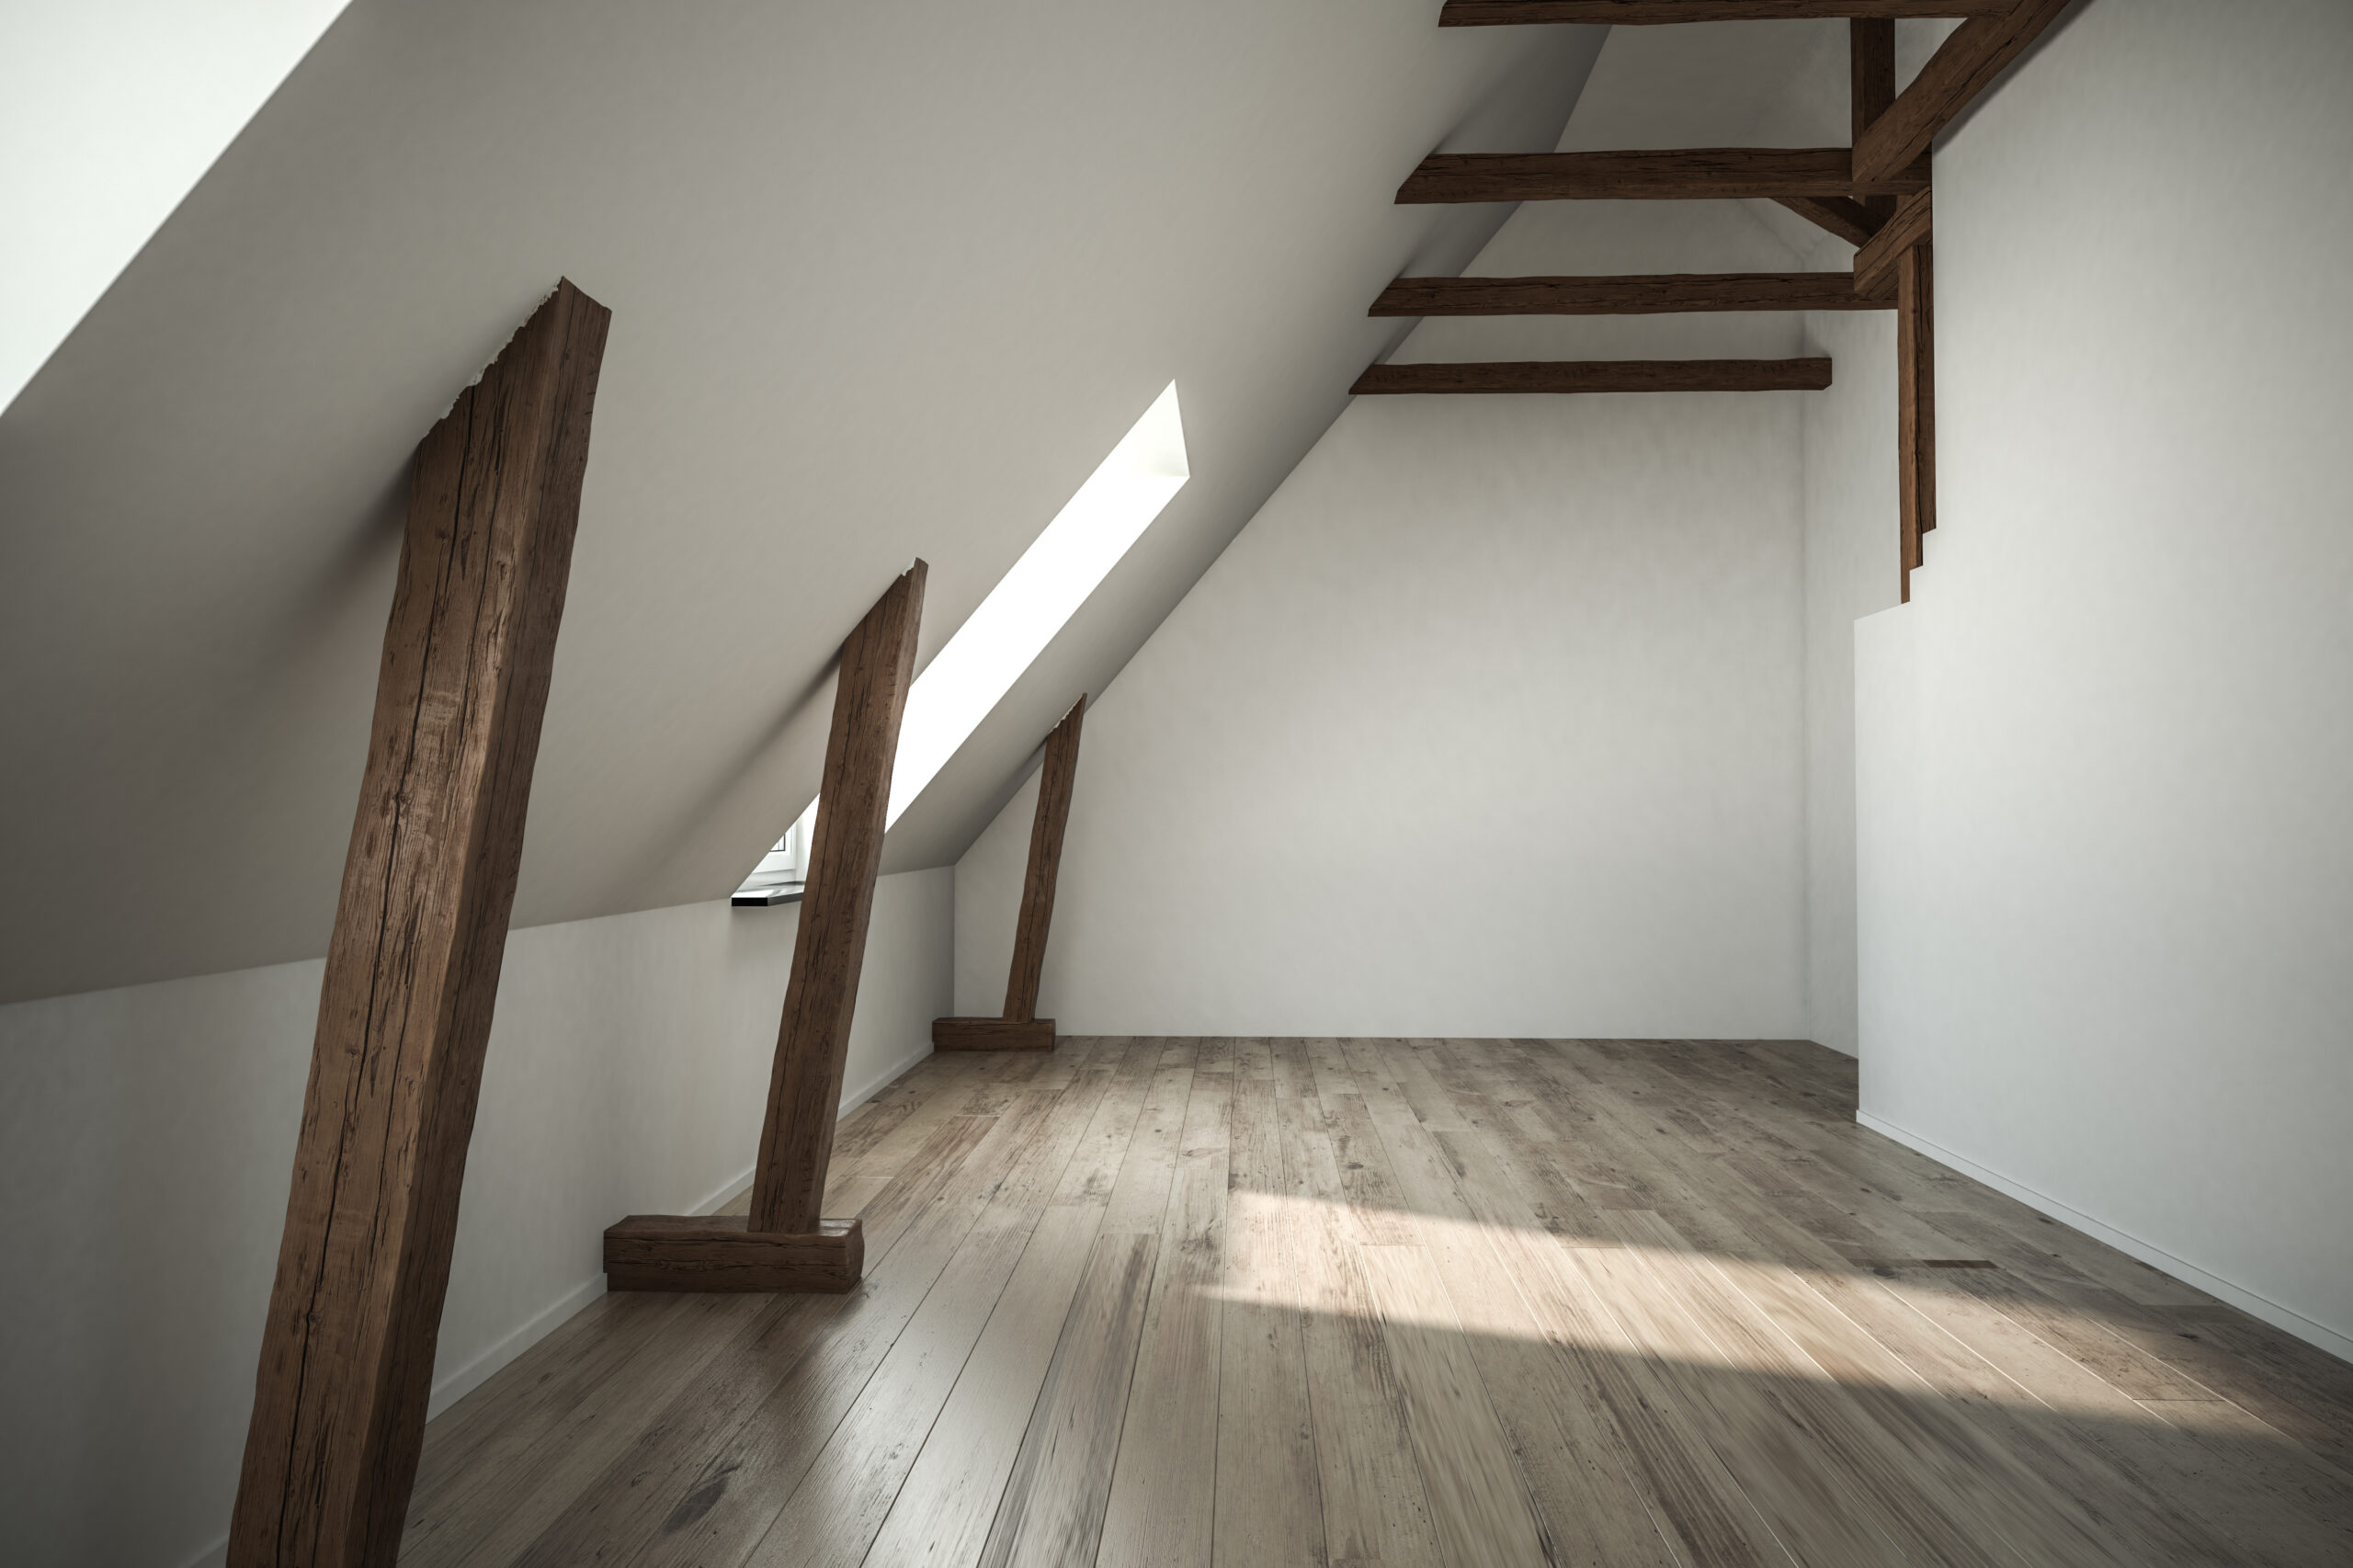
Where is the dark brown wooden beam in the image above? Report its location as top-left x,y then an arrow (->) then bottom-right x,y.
1352,359 -> 1833,394
1773,196 -> 1885,246
1004,694 -> 1084,1023
1854,0 -> 2073,184
1370,272 -> 1886,316
1441,1 -> 2010,20
1852,17 -> 1899,225
750,563 -> 927,1236
230,280 -> 609,1568
1855,188 -> 1932,299
1397,149 -> 1927,204
1897,241 -> 1936,601
604,1216 -> 862,1292
933,1017 -> 1056,1052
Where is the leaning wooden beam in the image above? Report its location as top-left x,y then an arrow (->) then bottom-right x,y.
604,562 -> 926,1290
1773,196 -> 1885,246
1854,0 -> 2073,184
1397,149 -> 1927,204
1854,188 -> 1932,299
1352,359 -> 1833,394
936,694 -> 1086,1053
1370,272 -> 1888,316
1004,695 -> 1085,1025
1440,2 -> 2008,20
1897,241 -> 1937,601
750,562 -> 926,1234
230,280 -> 609,1568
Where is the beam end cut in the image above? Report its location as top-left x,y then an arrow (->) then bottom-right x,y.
603,1214 -> 863,1293
933,1017 -> 1057,1052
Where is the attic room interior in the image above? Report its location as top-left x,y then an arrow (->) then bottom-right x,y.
4,2 -> 2350,1564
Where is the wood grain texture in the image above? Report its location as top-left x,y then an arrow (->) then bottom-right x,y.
934,1017 -> 1057,1052
228,281 -> 608,1568
1852,17 -> 1899,224
1442,1 -> 2009,19
1855,187 -> 1933,299
1005,693 -> 1085,1021
1372,271 -> 1884,316
1854,0 -> 2075,183
407,1039 -> 2353,1568
601,1216 -> 862,1293
1353,358 -> 1833,394
1397,147 -> 1929,203
976,1233 -> 1158,1568
1772,194 -> 1885,245
750,562 -> 927,1235
1898,240 -> 1937,600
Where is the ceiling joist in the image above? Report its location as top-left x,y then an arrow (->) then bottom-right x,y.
1397,149 -> 1929,203
1370,272 -> 1889,315
1439,2 -> 2009,21
1352,359 -> 1834,393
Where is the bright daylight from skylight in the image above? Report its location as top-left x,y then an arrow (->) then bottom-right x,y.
734,382 -> 1188,904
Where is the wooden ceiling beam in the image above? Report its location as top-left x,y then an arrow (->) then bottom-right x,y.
1773,195 -> 1886,245
1854,0 -> 2073,183
1352,359 -> 1833,394
1440,2 -> 2011,21
1370,272 -> 1888,315
1397,148 -> 1927,203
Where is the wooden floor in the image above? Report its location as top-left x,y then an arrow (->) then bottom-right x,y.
404,1039 -> 2353,1567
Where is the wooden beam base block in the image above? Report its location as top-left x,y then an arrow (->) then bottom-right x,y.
933,1017 -> 1056,1052
603,1214 -> 862,1293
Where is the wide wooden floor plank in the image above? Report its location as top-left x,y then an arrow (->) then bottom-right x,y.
407,1038 -> 2353,1568
1212,1074 -> 1326,1568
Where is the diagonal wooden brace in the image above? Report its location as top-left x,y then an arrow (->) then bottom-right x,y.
604,562 -> 926,1290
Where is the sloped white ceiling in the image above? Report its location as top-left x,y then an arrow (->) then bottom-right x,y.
0,0 -> 1601,1002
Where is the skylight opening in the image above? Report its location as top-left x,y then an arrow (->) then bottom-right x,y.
733,381 -> 1187,905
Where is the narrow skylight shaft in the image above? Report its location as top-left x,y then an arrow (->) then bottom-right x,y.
735,381 -> 1187,903
887,381 -> 1187,825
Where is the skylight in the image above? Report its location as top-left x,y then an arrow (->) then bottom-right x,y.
733,381 -> 1188,905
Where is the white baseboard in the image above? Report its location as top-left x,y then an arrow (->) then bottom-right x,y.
426,1270 -> 608,1420
839,1040 -> 934,1121
1858,1109 -> 2353,1363
177,1041 -> 942,1568
423,1040 -> 934,1420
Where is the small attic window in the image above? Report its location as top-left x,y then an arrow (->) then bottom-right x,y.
733,381 -> 1187,906
731,799 -> 816,907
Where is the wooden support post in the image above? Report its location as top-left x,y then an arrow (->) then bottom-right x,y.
934,694 -> 1086,1053
604,562 -> 926,1287
1852,18 -> 1898,226
1897,241 -> 1936,601
229,280 -> 609,1568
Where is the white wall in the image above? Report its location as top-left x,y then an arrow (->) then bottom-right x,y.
1851,0 -> 2353,1358
0,0 -> 353,413
1797,304 -> 1901,1055
958,391 -> 1808,1038
0,870 -> 950,1568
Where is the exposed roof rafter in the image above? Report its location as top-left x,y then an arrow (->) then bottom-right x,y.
1370,272 -> 1888,315
1854,0 -> 2074,181
1352,359 -> 1834,393
1440,2 -> 2010,21
1397,148 -> 1929,203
